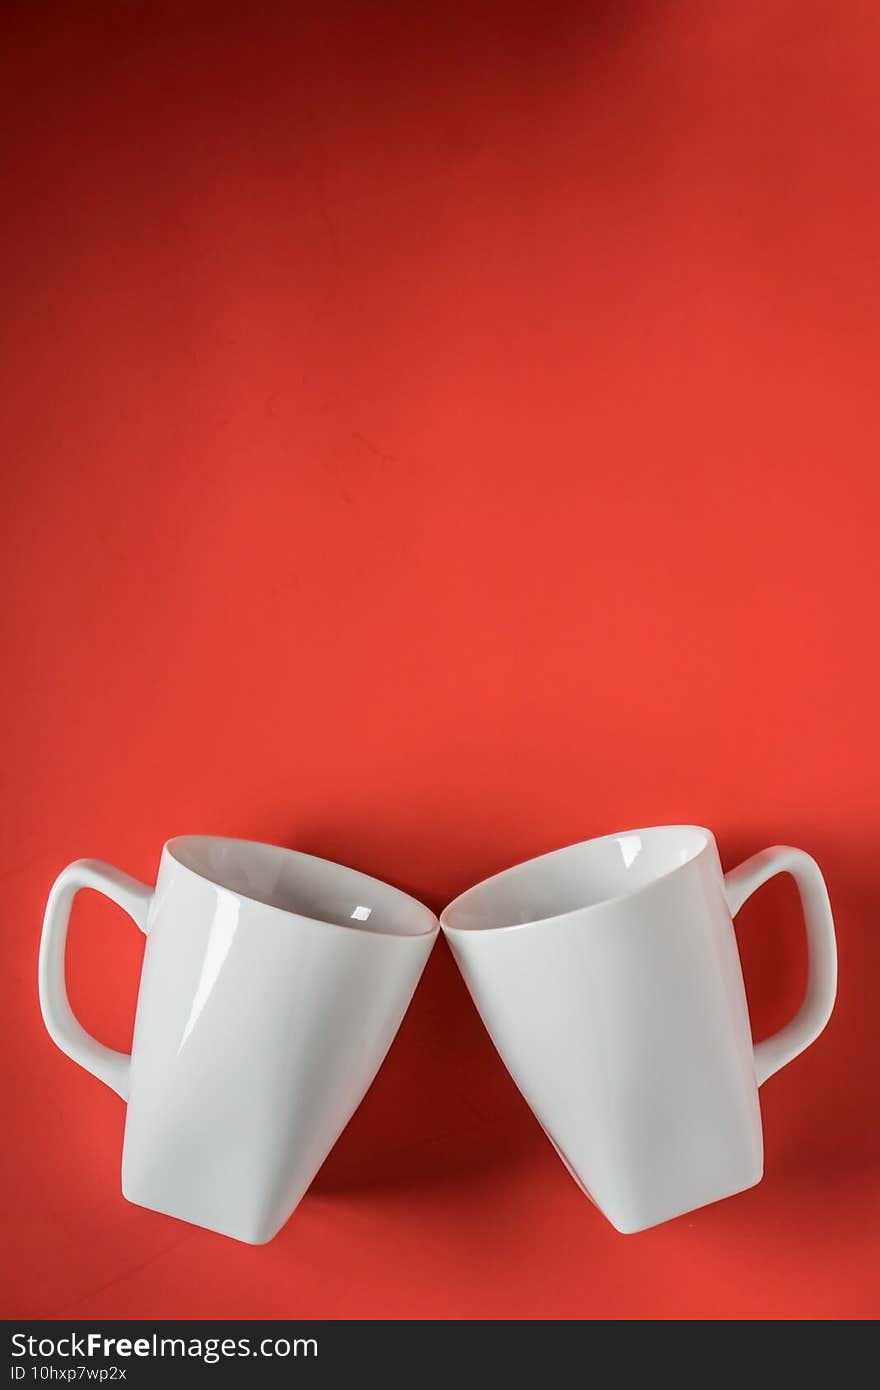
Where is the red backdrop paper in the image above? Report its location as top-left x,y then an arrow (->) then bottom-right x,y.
2,1 -> 878,1321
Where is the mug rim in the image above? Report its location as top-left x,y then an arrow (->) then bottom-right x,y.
163,835 -> 439,940
440,824 -> 716,935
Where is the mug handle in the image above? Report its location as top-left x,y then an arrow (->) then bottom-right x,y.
723,846 -> 837,1086
38,859 -> 153,1100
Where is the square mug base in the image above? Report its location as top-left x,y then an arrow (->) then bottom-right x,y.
121,1179 -> 286,1246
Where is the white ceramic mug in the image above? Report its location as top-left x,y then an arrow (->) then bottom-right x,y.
441,826 -> 836,1233
39,836 -> 438,1243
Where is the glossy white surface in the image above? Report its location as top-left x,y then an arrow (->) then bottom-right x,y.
441,826 -> 837,1233
39,837 -> 438,1243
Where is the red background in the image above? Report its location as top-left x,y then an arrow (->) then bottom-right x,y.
2,1 -> 878,1320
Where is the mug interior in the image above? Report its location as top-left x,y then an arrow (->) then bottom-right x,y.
442,826 -> 711,931
167,836 -> 436,938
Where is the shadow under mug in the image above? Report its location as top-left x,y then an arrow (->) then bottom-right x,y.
441,825 -> 837,1233
39,836 -> 438,1243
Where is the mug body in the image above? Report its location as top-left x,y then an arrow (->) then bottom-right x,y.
122,837 -> 437,1243
441,827 -> 762,1233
